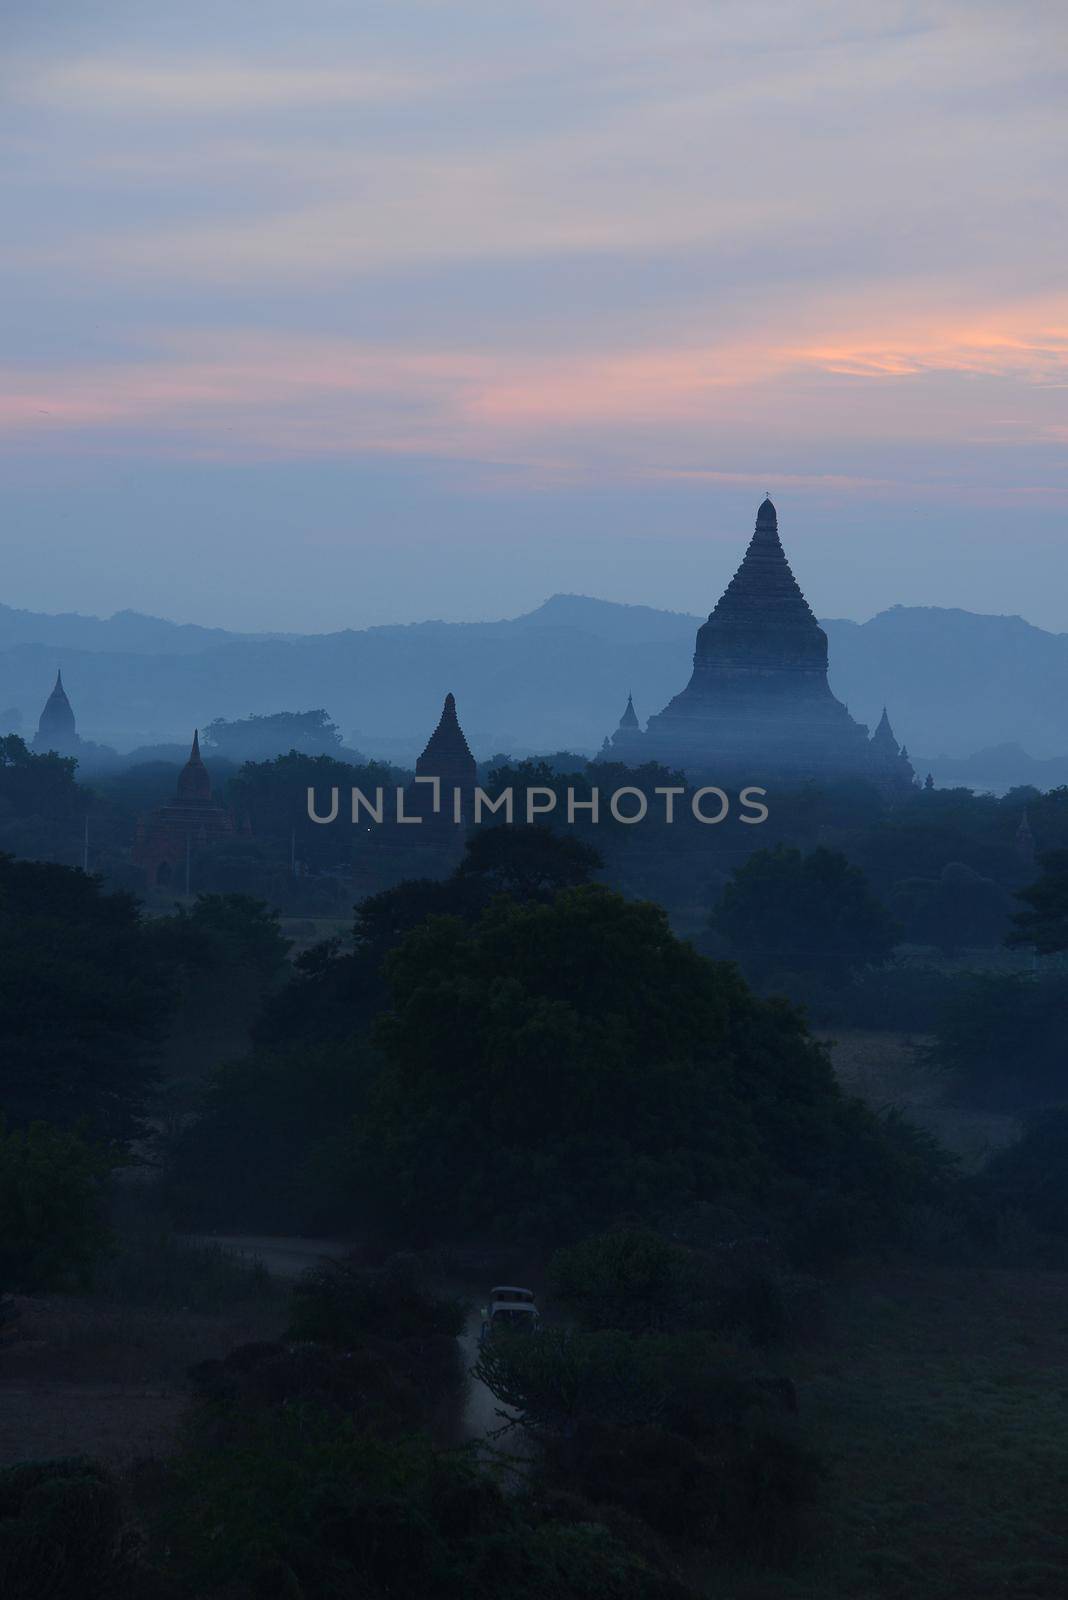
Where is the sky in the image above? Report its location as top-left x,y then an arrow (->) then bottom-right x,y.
1,0 -> 1066,633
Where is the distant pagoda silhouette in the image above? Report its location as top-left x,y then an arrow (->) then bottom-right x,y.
133,729 -> 237,889
600,692 -> 645,763
403,692 -> 478,832
33,669 -> 79,755
623,497 -> 915,790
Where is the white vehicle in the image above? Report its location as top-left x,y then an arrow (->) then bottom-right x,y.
478,1285 -> 540,1344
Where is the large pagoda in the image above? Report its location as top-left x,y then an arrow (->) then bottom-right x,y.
632,498 -> 913,788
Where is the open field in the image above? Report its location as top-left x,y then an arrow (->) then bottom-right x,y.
823,1027 -> 1020,1169
0,1289 -> 282,1468
711,1262 -> 1068,1600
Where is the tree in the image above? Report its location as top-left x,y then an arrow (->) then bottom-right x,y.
1007,849 -> 1068,954
352,885 -> 933,1248
151,892 -> 292,990
710,845 -> 900,988
0,734 -> 90,866
166,1041 -> 376,1230
0,1119 -> 115,1290
457,823 -> 602,901
924,971 -> 1068,1111
0,855 -> 171,1142
226,748 -> 397,871
888,862 -> 1010,954
203,708 -> 345,762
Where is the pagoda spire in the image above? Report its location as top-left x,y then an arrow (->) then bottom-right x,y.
871,706 -> 899,752
176,727 -> 212,803
36,666 -> 77,748
416,693 -> 476,779
619,693 -> 639,730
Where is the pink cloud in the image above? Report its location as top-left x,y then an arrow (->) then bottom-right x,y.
0,302 -> 1064,501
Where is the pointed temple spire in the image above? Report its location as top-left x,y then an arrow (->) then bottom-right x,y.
176,727 -> 213,803
619,693 -> 639,729
871,707 -> 899,751
416,693 -> 477,783
638,496 -> 915,794
134,726 -> 235,888
35,666 -> 77,749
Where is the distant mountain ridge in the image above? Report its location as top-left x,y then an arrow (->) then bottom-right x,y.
0,593 -> 1065,771
0,602 -> 287,655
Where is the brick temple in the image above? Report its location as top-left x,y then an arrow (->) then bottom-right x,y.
606,497 -> 915,791
133,729 -> 236,889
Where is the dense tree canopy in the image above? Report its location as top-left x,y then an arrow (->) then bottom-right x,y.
0,854 -> 171,1142
351,884 -> 932,1247
203,708 -> 346,761
710,844 -> 900,988
1007,849 -> 1068,955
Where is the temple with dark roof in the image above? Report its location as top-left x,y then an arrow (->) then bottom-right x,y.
33,670 -> 80,755
404,692 -> 477,829
600,693 -> 645,763
612,498 -> 915,791
133,729 -> 237,889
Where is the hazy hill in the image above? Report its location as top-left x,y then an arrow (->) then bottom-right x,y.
0,602 -> 281,656
0,594 -> 1065,770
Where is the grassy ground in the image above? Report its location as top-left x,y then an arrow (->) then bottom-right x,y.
823,1027 -> 1019,1170
736,1261 -> 1068,1600
0,1231 -> 284,1470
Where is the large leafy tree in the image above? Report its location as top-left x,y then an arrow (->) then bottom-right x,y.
710,845 -> 900,988
0,854 -> 172,1143
1007,848 -> 1068,955
353,884 -> 929,1247
0,1118 -> 115,1290
226,748 -> 398,870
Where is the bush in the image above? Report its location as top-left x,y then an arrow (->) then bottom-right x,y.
542,1415 -> 820,1560
289,1257 -> 466,1347
833,962 -> 962,1032
548,1227 -> 792,1346
163,1405 -> 691,1599
0,1456 -> 136,1600
95,1222 -> 276,1311
165,1042 -> 375,1232
710,845 -> 900,990
969,1109 -> 1068,1244
474,1324 -> 796,1440
188,1340 -> 435,1440
924,972 -> 1068,1111
0,1120 -> 114,1291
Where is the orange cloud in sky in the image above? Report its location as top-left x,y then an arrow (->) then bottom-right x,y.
0,305 -> 1064,487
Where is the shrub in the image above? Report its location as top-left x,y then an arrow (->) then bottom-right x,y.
833,962 -> 961,1032
710,845 -> 900,989
189,1340 -> 432,1440
165,1041 -> 375,1232
0,1120 -> 114,1291
542,1414 -> 820,1560
548,1227 -> 792,1346
95,1222 -> 276,1311
969,1109 -> 1068,1244
0,1456 -> 136,1600
474,1325 -> 796,1440
164,1405 -> 691,1599
924,972 -> 1068,1111
288,1257 -> 466,1347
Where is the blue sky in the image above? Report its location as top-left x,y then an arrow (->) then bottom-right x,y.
2,0 -> 1066,631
